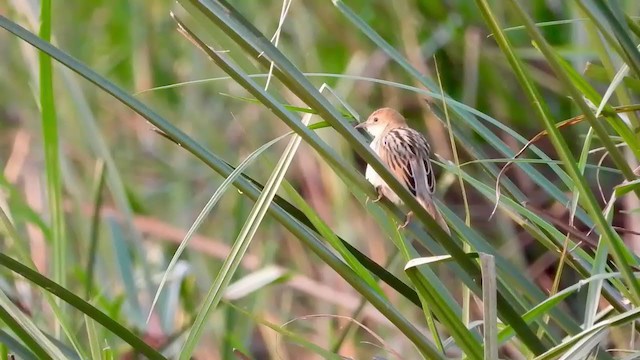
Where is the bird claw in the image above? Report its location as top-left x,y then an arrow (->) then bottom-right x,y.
366,188 -> 384,205
397,212 -> 413,230
372,188 -> 384,203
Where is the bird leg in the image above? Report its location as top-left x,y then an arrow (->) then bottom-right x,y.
398,211 -> 414,230
366,187 -> 384,205
372,187 -> 384,203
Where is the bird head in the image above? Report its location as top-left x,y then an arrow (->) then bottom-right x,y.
354,107 -> 407,137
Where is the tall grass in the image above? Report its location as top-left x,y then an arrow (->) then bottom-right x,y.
0,0 -> 639,358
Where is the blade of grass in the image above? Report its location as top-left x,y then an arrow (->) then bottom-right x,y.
38,0 -> 66,316
225,302 -> 343,360
281,181 -> 384,294
177,105 -> 313,357
147,131 -> 292,320
0,289 -> 68,359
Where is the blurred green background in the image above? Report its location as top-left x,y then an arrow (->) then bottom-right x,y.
1,0 -> 640,359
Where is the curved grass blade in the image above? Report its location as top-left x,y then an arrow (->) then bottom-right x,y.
147,131 -> 292,322
178,107 -> 310,358
38,0 -> 66,301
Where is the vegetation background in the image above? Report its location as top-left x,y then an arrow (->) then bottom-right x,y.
1,0 -> 640,359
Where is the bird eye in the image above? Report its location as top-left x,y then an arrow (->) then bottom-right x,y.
373,117 -> 378,122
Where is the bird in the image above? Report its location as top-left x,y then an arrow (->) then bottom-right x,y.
355,107 -> 450,234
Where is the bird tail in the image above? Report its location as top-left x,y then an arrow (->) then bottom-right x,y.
418,197 -> 451,235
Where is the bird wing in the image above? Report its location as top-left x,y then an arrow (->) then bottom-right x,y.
382,128 -> 449,234
381,128 -> 435,198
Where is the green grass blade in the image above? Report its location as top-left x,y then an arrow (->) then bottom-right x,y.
282,181 -> 384,294
38,0 -> 66,310
148,131 -> 292,321
178,105 -> 311,359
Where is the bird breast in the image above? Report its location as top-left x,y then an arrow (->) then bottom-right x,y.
365,135 -> 402,204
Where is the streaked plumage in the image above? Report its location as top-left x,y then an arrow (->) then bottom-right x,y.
355,108 -> 450,233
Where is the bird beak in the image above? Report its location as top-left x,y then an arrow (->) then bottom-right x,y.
354,122 -> 366,129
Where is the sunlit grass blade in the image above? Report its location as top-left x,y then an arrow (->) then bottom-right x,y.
38,0 -> 66,313
178,101 -> 312,359
148,131 -> 292,321
84,315 -> 101,360
223,266 -> 288,301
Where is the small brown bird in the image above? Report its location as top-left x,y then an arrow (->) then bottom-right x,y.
355,108 -> 450,234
